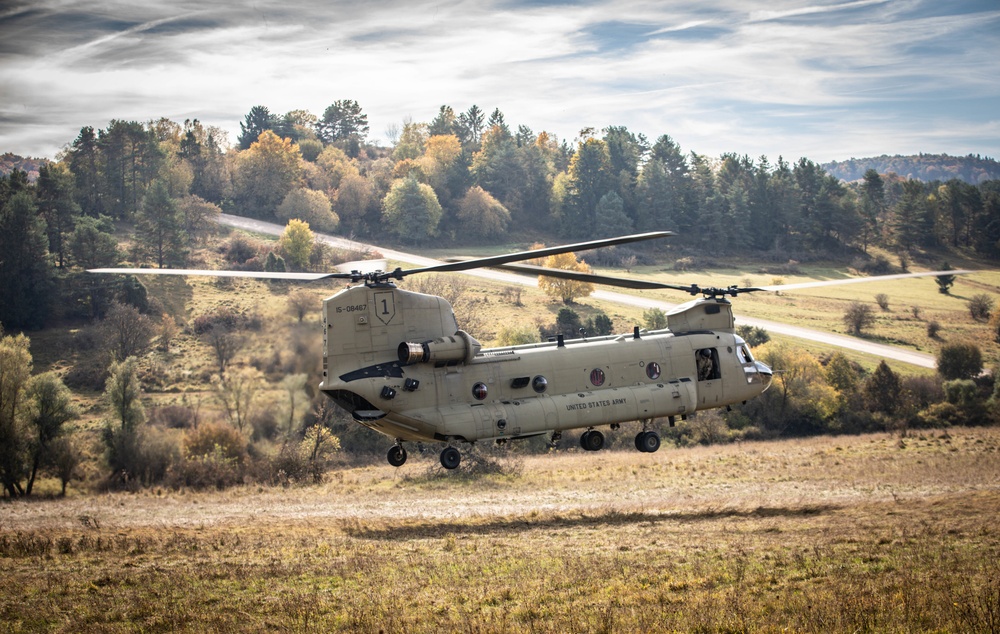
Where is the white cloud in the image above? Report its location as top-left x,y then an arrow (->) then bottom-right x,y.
0,0 -> 998,163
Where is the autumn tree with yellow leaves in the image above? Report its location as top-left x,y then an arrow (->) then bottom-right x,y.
538,251 -> 594,304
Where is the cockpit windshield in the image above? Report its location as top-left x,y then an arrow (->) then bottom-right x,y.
734,337 -> 754,364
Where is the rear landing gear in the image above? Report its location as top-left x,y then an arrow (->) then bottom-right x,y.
387,445 -> 407,467
580,429 -> 605,451
635,431 -> 661,453
440,446 -> 461,470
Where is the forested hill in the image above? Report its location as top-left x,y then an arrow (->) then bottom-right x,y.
823,154 -> 1000,184
0,152 -> 47,181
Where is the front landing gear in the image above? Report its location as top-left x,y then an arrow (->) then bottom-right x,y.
387,444 -> 407,467
440,446 -> 461,470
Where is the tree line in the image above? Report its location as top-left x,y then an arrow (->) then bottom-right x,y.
4,100 -> 1000,328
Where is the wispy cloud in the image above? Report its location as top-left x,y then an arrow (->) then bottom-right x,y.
0,0 -> 997,162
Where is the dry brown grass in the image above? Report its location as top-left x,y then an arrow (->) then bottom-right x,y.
3,427 -> 1000,632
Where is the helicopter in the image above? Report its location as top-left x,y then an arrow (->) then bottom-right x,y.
91,231 -> 970,470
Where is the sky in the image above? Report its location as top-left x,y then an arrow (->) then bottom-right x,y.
1,0 -> 998,163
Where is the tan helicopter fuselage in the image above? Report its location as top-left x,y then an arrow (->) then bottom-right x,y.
319,284 -> 772,444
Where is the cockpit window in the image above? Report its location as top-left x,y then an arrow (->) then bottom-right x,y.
737,345 -> 753,363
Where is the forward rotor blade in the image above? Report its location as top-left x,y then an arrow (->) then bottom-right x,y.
756,269 -> 976,292
88,267 -> 344,281
399,231 -> 672,277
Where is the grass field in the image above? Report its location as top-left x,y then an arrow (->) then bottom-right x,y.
3,427 -> 999,632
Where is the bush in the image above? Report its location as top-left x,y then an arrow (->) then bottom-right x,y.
556,307 -> 582,337
184,422 -> 247,463
225,234 -> 261,265
250,410 -> 280,441
874,293 -> 890,311
495,324 -> 541,347
643,307 -> 668,330
937,341 -> 983,380
927,320 -> 942,338
736,325 -> 770,347
168,447 -> 244,490
191,306 -> 262,335
102,426 -> 182,490
148,405 -> 199,429
852,254 -> 893,275
969,294 -> 994,322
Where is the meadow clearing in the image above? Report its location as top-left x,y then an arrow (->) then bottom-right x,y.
2,426 -> 999,633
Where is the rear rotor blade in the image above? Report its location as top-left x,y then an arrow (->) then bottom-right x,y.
399,231 -> 672,278
496,262 -> 687,290
756,269 -> 976,292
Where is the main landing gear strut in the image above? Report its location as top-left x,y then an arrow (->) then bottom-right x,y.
385,442 -> 464,470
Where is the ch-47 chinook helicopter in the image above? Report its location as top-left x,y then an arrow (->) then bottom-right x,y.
92,231 -> 969,470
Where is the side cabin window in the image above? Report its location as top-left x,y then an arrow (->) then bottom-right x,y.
696,348 -> 720,381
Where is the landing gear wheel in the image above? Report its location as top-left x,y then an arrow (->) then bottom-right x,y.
581,430 -> 605,452
440,446 -> 461,470
387,445 -> 407,467
636,431 -> 661,453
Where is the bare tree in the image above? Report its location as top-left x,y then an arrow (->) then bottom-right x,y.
212,368 -> 262,433
280,373 -> 309,437
287,290 -> 314,323
205,325 -> 245,374
101,302 -> 153,362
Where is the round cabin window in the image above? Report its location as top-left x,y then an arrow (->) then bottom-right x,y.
590,368 -> 606,387
472,382 -> 488,400
646,362 -> 661,380
532,375 -> 548,393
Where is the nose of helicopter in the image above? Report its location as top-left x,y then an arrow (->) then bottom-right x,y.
755,361 -> 773,390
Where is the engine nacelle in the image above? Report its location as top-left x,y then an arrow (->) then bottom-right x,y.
398,330 -> 481,365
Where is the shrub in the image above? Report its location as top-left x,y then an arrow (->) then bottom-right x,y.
495,324 -> 541,347
225,234 -> 260,264
937,341 -> 983,380
853,254 -> 892,275
589,312 -> 614,336
148,405 -> 199,429
874,293 -> 890,311
250,410 -> 280,441
556,307 -> 582,337
184,422 -> 247,463
969,294 -> 994,322
169,447 -> 244,490
191,306 -> 262,335
736,325 -> 770,347
927,320 -> 942,338
643,307 -> 668,330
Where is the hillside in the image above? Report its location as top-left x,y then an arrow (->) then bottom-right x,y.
823,153 -> 1000,183
0,152 -> 47,181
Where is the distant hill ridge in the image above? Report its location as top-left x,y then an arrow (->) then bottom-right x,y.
0,152 -> 48,181
822,153 -> 1000,184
